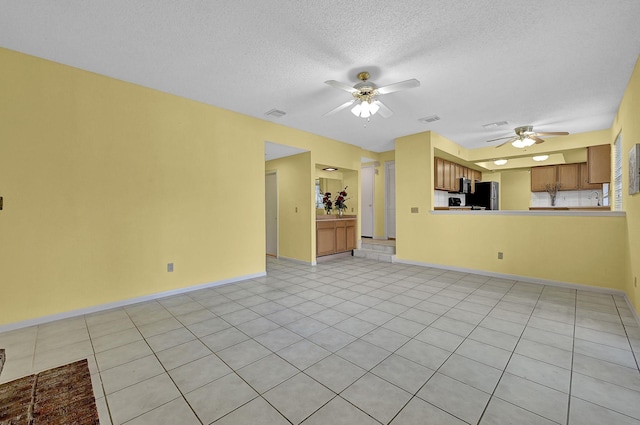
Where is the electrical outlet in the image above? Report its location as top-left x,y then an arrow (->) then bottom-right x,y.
498,252 -> 503,259
411,207 -> 419,213
635,276 -> 637,288
167,263 -> 174,272
351,208 -> 354,212
295,207 -> 298,213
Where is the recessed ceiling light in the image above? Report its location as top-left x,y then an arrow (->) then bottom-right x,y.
494,159 -> 508,166
533,155 -> 549,161
323,167 -> 338,172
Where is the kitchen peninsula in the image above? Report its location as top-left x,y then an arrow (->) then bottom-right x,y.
316,215 -> 357,257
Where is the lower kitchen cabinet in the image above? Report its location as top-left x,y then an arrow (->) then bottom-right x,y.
316,217 -> 357,257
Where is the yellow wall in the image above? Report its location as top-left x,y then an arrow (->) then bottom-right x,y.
396,131 -> 627,292
500,169 -> 533,210
0,48 -> 366,326
611,56 -> 640,311
266,153 -> 313,263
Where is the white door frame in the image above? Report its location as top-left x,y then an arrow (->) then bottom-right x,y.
361,165 -> 375,238
265,171 -> 278,257
384,161 -> 396,239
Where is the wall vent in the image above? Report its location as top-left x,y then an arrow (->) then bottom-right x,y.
265,109 -> 286,118
482,121 -> 509,128
418,115 -> 440,123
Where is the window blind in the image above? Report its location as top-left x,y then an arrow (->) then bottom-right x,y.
614,132 -> 623,210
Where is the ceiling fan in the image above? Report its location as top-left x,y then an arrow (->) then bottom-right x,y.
323,71 -> 420,119
486,126 -> 569,148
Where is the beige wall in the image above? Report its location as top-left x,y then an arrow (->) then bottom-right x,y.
611,55 -> 640,311
0,48 -> 367,326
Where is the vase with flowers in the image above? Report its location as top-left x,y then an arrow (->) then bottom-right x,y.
322,192 -> 333,214
334,186 -> 350,217
545,182 -> 562,206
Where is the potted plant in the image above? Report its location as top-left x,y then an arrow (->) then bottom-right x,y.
334,186 -> 349,217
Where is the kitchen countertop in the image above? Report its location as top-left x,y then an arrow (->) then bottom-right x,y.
529,206 -> 611,211
435,206 -> 486,210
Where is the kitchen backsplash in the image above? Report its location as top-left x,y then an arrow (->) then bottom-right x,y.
530,189 -> 605,207
435,190 -> 466,207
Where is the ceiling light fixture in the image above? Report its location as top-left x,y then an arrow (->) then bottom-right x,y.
351,100 -> 379,118
322,167 -> 338,172
494,159 -> 508,166
512,136 -> 536,149
532,155 -> 549,161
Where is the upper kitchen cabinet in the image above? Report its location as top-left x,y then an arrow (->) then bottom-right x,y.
557,163 -> 579,190
587,144 -> 611,183
579,162 -> 601,190
532,162 -> 602,192
434,157 -> 482,192
531,165 -> 557,192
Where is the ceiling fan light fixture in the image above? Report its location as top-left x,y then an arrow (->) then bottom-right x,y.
533,155 -> 549,161
351,102 -> 362,117
369,102 -> 380,115
494,159 -> 508,166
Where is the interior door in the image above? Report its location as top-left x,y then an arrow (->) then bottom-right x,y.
361,166 -> 375,237
265,172 -> 277,256
385,161 -> 396,239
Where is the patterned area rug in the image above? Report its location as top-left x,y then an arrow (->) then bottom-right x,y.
0,359 -> 99,424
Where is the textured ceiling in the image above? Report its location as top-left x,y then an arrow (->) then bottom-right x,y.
2,1 -> 639,152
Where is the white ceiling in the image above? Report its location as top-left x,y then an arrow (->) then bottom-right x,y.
2,1 -> 639,153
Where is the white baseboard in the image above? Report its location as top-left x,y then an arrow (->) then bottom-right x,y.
0,271 -> 266,334
277,256 -> 315,266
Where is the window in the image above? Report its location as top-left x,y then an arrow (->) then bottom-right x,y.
315,179 -> 324,209
614,132 -> 623,210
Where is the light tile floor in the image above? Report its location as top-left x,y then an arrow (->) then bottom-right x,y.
1,257 -> 640,424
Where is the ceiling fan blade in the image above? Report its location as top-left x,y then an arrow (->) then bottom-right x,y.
531,136 -> 545,144
534,131 -> 569,136
486,135 -> 515,143
376,79 -> 420,95
324,80 -> 359,93
373,100 -> 393,118
495,137 -> 517,148
322,100 -> 355,116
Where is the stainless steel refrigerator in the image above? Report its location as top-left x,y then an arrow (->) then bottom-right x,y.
469,181 -> 499,210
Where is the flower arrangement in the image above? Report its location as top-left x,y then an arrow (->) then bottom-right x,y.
334,186 -> 349,215
322,186 -> 350,215
322,192 -> 333,214
545,182 -> 562,206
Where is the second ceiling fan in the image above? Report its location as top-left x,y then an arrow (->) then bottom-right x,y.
487,126 -> 569,148
324,71 -> 420,119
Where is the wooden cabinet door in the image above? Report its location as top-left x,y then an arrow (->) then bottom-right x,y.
588,144 -> 611,183
316,221 -> 335,256
579,162 -> 601,190
346,222 -> 357,250
531,165 -> 557,192
443,160 -> 452,191
335,221 -> 347,253
435,158 -> 445,190
558,164 -> 579,191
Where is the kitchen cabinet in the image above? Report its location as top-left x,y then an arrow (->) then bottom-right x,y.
579,162 -> 601,190
316,217 -> 357,257
588,144 -> 611,183
532,163 -> 603,192
435,158 -> 446,190
557,164 -> 579,191
531,165 -> 557,192
434,157 -> 481,193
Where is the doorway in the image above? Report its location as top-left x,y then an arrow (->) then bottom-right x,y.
361,166 -> 375,238
385,161 -> 396,239
265,172 -> 277,257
